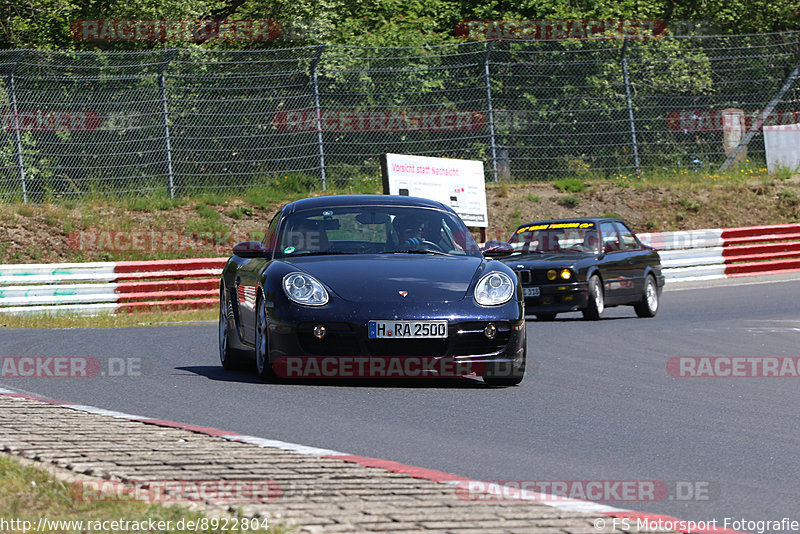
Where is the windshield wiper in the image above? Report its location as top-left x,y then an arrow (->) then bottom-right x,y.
288,251 -> 357,257
384,248 -> 450,256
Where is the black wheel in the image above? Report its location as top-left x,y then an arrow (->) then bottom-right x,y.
582,275 -> 605,320
483,349 -> 526,387
219,289 -> 243,370
634,275 -> 659,318
536,313 -> 557,321
254,294 -> 274,380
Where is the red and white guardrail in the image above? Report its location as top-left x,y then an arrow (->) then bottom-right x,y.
0,258 -> 225,315
1,223 -> 799,314
638,222 -> 800,282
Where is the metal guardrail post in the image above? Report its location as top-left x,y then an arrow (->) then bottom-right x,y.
159,49 -> 177,199
6,52 -> 27,203
311,45 -> 327,191
621,39 -> 641,176
719,52 -> 800,173
484,42 -> 499,183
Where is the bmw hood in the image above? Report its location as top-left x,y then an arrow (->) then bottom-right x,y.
284,255 -> 485,302
504,252 -> 590,268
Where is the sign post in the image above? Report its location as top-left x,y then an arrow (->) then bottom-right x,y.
380,153 -> 489,242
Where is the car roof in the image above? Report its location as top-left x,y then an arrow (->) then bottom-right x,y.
282,194 -> 450,214
514,217 -> 625,229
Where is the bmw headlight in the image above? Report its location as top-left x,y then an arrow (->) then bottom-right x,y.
474,271 -> 514,306
283,272 -> 329,306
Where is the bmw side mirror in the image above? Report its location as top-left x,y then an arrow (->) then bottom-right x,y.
233,241 -> 267,258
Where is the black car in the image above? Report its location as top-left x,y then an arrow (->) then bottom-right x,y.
483,218 -> 664,321
219,194 -> 526,385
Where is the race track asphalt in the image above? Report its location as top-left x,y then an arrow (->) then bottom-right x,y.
2,277 -> 799,527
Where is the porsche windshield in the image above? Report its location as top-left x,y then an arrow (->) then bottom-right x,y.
508,223 -> 600,254
275,206 -> 482,258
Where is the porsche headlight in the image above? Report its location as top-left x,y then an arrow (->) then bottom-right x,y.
474,272 -> 514,306
283,272 -> 329,306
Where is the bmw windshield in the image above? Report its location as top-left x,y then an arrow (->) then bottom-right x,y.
509,222 -> 600,254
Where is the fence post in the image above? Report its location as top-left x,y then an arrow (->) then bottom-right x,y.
310,45 -> 327,191
6,53 -> 27,203
719,52 -> 800,172
483,42 -> 499,183
158,49 -> 177,199
621,39 -> 641,176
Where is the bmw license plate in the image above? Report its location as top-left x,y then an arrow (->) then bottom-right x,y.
523,287 -> 540,297
368,320 -> 448,339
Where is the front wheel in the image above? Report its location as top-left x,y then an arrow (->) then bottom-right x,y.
483,351 -> 526,387
254,295 -> 274,380
582,275 -> 605,320
634,275 -> 659,318
219,289 -> 243,370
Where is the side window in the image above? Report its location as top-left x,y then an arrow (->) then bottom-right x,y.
615,222 -> 640,250
262,212 -> 281,256
599,222 -> 620,252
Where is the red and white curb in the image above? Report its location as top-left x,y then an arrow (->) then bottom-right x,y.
0,386 -> 741,534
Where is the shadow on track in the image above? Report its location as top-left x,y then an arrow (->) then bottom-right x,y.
177,365 -> 494,389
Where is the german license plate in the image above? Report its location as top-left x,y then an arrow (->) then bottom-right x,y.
368,320 -> 448,339
523,287 -> 540,297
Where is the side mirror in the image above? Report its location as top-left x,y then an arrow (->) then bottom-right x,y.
482,240 -> 514,258
233,241 -> 268,258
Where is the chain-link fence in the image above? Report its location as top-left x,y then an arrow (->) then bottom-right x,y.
1,33 -> 800,201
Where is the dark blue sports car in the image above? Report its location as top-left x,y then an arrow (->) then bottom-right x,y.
219,195 -> 526,385
483,218 -> 664,321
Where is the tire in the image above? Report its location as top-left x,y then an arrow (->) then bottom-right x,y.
536,313 -> 557,321
634,275 -> 659,318
483,348 -> 526,387
219,289 -> 243,370
254,294 -> 275,380
582,275 -> 605,320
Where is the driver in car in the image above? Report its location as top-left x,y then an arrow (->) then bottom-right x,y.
395,217 -> 426,246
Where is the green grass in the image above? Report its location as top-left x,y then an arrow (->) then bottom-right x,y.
0,309 -> 218,329
679,198 -> 701,212
125,195 -> 182,212
772,165 -> 797,180
226,206 -> 254,220
526,194 -> 540,203
553,177 -> 586,193
558,194 -> 580,208
0,455 -> 291,533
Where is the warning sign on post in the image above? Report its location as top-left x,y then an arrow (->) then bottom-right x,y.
380,153 -> 489,227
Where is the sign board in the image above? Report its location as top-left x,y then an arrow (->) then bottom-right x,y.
764,124 -> 800,174
380,153 -> 489,227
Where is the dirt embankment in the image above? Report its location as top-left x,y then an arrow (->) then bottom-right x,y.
1,178 -> 799,264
